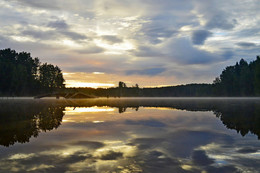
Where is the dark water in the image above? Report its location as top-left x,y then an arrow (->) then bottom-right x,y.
0,98 -> 260,173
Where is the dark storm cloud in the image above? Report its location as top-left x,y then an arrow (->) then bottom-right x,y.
48,20 -> 69,30
101,35 -> 123,44
126,68 -> 166,76
192,30 -> 212,45
236,42 -> 257,48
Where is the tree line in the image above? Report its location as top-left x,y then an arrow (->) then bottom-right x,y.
0,48 -> 65,96
72,56 -> 260,97
213,56 -> 260,96
1,48 -> 259,97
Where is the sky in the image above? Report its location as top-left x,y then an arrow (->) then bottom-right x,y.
0,0 -> 260,88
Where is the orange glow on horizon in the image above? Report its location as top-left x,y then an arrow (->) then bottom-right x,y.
65,107 -> 115,113
65,81 -> 115,88
63,72 -> 179,89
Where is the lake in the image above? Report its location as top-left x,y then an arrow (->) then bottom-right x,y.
0,98 -> 260,172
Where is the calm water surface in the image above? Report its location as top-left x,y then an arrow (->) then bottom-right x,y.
0,98 -> 260,173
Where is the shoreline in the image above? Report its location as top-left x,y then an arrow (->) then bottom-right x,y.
1,96 -> 260,100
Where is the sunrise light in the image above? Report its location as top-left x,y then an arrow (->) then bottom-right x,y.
65,81 -> 115,88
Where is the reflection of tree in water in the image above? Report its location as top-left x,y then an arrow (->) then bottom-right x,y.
37,106 -> 64,131
212,102 -> 260,139
1,98 -> 260,146
0,102 -> 65,147
111,99 -> 260,139
118,106 -> 139,113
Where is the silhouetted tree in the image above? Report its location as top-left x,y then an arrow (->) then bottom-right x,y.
119,81 -> 127,88
0,48 -> 65,96
39,63 -> 65,90
213,56 -> 260,96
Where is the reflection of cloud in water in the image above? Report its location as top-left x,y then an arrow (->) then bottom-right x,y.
8,153 -> 35,160
99,151 -> 123,160
125,119 -> 166,127
1,99 -> 260,172
192,150 -> 214,166
65,106 -> 115,113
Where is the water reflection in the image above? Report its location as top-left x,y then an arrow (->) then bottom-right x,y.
0,100 -> 64,147
0,98 -> 260,172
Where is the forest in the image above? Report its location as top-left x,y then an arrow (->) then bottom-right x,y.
0,48 -> 65,96
0,48 -> 259,97
212,57 -> 260,96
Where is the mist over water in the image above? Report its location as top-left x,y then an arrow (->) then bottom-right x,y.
0,98 -> 260,172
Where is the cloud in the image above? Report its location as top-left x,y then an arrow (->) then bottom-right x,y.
70,141 -> 105,149
236,42 -> 257,48
140,23 -> 178,44
236,147 -> 258,154
22,29 -> 57,40
206,15 -> 237,30
48,20 -> 69,30
132,46 -> 164,57
135,150 -> 182,172
101,35 -> 123,44
9,0 -> 60,10
74,46 -> 105,54
191,30 -> 212,45
126,68 -> 166,76
236,27 -> 260,37
125,119 -> 166,127
206,165 -> 239,173
166,38 -> 229,65
193,0 -> 237,30
99,151 -> 123,160
60,31 -> 88,40
21,28 -> 87,41
192,150 -> 214,166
